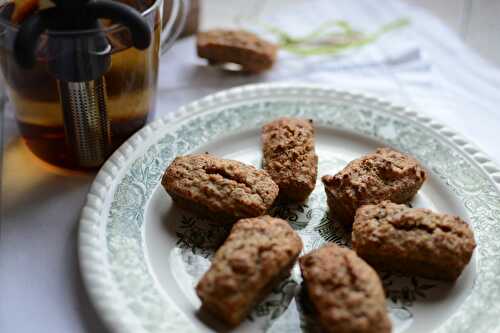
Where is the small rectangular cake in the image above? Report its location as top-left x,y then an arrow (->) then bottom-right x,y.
262,117 -> 318,202
197,29 -> 277,73
352,201 -> 476,281
322,147 -> 427,227
196,216 -> 303,326
299,244 -> 391,333
162,153 -> 279,223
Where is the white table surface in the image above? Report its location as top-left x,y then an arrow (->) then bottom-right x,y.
403,0 -> 500,67
2,1 -> 500,332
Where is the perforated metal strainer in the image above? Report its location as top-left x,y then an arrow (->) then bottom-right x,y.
13,0 -> 151,167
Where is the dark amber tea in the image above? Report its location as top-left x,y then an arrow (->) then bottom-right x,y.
0,0 -> 162,168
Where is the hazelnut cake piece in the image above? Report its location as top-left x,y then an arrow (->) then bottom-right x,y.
262,117 -> 318,202
322,147 -> 427,227
299,244 -> 391,333
353,201 -> 476,281
196,29 -> 277,73
162,154 -> 279,223
196,216 -> 303,326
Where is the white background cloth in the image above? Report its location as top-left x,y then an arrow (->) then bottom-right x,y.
2,1 -> 500,332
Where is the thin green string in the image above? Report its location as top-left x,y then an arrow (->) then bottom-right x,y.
264,18 -> 410,56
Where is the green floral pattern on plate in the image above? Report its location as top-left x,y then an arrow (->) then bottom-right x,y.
81,85 -> 500,333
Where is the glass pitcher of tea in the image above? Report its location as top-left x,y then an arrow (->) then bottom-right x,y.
0,0 -> 186,169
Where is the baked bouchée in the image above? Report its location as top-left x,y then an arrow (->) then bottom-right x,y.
322,147 -> 426,227
299,244 -> 391,333
262,117 -> 318,202
196,29 -> 277,73
196,216 -> 303,326
352,201 -> 476,281
162,154 -> 279,222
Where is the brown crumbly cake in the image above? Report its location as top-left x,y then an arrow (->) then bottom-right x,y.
262,117 -> 318,202
196,29 -> 277,73
162,154 -> 279,222
299,244 -> 391,333
353,201 -> 476,281
196,216 -> 303,326
322,147 -> 427,227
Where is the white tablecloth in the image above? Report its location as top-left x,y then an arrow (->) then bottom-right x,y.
2,1 -> 500,332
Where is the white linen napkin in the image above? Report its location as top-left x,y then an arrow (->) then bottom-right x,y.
155,0 -> 500,164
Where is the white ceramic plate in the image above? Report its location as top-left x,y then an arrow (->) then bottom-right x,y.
79,84 -> 500,333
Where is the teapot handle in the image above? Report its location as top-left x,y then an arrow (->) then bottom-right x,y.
13,12 -> 46,68
161,0 -> 189,54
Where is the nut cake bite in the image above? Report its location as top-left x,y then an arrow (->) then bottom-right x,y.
353,201 -> 476,281
322,147 -> 426,227
262,117 -> 318,202
162,154 -> 279,222
196,29 -> 277,73
196,216 -> 303,326
299,244 -> 391,333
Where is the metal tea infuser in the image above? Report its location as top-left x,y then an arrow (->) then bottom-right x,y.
13,0 -> 151,167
